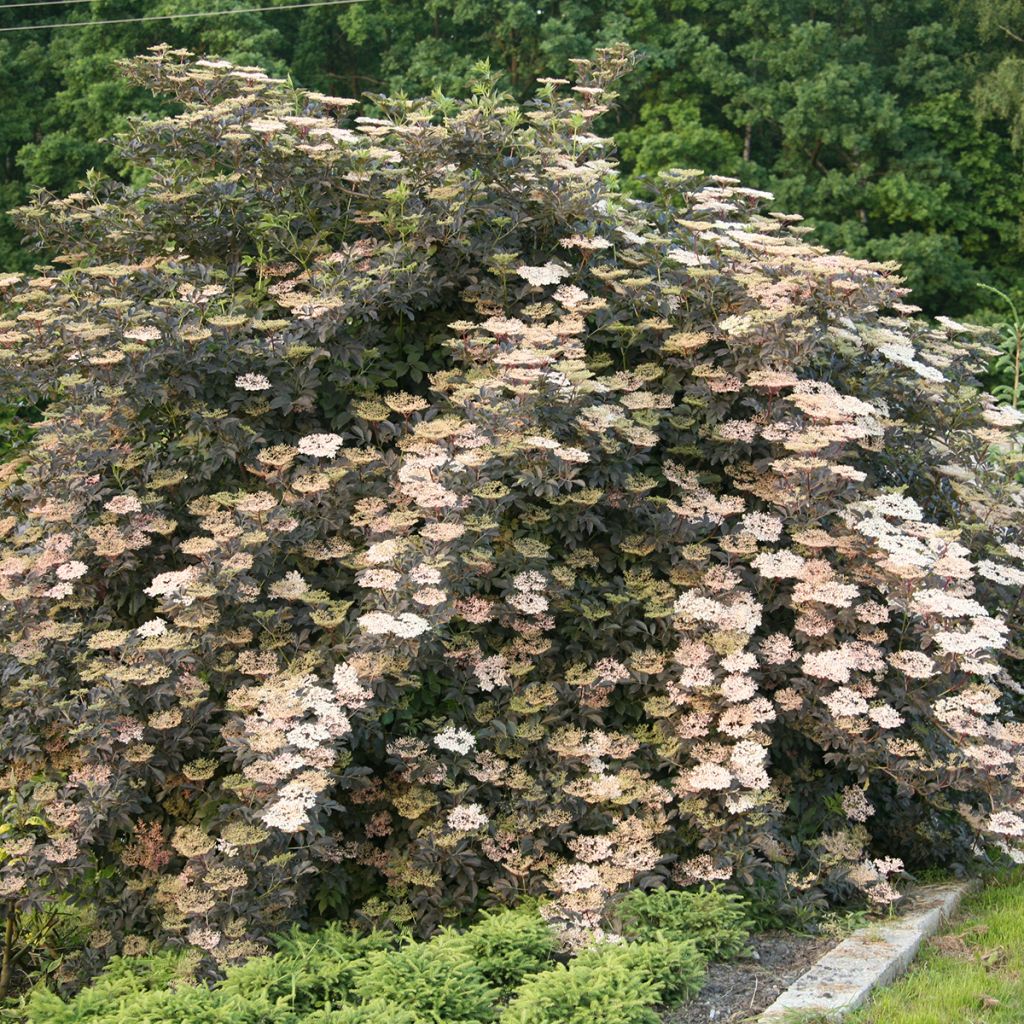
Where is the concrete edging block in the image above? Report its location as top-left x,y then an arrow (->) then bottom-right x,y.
755,879 -> 981,1022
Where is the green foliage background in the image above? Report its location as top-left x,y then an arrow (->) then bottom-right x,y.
1,0 -> 1023,319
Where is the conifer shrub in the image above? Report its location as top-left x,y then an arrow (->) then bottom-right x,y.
610,886 -> 752,960
23,977 -> 298,1024
0,41 -> 1023,976
18,952 -> 194,1022
14,914 -> 555,1023
434,908 -> 557,995
499,959 -> 658,1024
498,937 -> 705,1024
302,1004 -> 419,1024
351,942 -> 499,1023
215,926 -> 398,1012
95,987 -> 295,1024
572,938 -> 706,1007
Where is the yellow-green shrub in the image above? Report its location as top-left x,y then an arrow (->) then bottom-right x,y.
434,909 -> 557,995
610,886 -> 752,960
300,1003 -> 419,1024
572,938 -> 706,1007
215,927 -> 398,1012
499,940 -> 694,1024
352,943 -> 499,1023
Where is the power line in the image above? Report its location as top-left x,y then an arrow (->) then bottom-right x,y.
4,1 -> 98,9
0,0 -> 369,32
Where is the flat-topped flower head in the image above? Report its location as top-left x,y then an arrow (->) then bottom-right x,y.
516,262 -> 571,287
55,560 -> 88,581
235,372 -> 271,391
434,727 -> 476,755
297,433 -> 344,458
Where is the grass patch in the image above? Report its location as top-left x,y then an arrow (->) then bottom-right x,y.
847,872 -> 1024,1024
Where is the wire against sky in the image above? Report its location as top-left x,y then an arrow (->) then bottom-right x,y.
5,1 -> 99,9
0,0 -> 370,31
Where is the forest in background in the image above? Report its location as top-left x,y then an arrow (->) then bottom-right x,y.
0,0 -> 1023,320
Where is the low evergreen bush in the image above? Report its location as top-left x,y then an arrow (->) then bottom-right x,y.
572,938 -> 706,1007
499,958 -> 659,1024
20,952 -> 192,1022
215,926 -> 397,1012
301,1003 -> 419,1024
610,885 -> 752,960
498,935 -> 706,1024
352,942 -> 499,1023
11,901 -> 742,1023
103,988 -> 296,1024
435,908 -> 557,995
23,982 -> 298,1024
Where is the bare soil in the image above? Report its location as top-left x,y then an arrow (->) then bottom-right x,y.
662,932 -> 839,1023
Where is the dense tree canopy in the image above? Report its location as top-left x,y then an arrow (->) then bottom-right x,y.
1,1 -> 1023,320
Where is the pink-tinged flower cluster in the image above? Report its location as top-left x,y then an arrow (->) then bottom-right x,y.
234,670 -> 353,833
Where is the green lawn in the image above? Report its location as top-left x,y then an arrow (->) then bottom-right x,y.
846,873 -> 1024,1024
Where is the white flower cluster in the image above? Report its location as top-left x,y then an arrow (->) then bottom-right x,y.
357,610 -> 431,638
250,673 -> 353,834
474,655 -> 509,692
447,803 -> 489,831
434,727 -> 476,755
297,433 -> 344,458
876,341 -> 945,383
105,494 -> 142,514
988,811 -> 1024,837
235,372 -> 271,391
144,567 -> 199,605
55,560 -> 88,581
516,262 -> 571,287
333,662 -> 373,708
